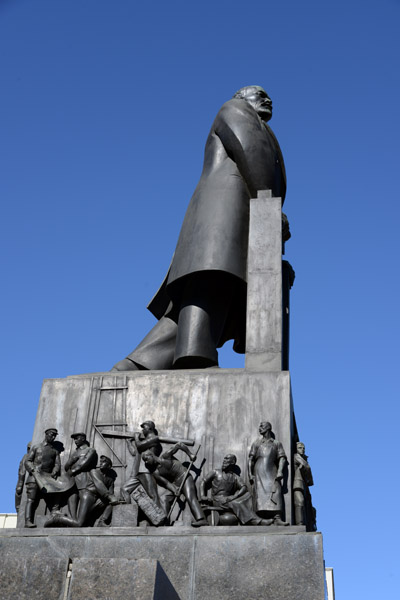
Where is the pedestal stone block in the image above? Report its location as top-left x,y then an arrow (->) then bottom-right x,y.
68,558 -> 180,600
0,528 -> 325,600
0,553 -> 69,600
246,192 -> 283,371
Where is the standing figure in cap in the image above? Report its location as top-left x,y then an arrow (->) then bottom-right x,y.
64,432 -> 98,519
24,428 -> 61,527
120,420 -> 162,504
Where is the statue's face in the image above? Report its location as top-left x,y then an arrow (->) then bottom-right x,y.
45,430 -> 57,443
222,455 -> 236,471
259,421 -> 271,435
243,87 -> 273,122
141,422 -> 154,435
99,456 -> 111,471
74,434 -> 86,448
142,451 -> 156,466
297,443 -> 305,455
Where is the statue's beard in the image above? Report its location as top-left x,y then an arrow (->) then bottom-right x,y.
250,100 -> 272,123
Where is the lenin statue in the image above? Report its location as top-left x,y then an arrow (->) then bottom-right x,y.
112,85 -> 287,371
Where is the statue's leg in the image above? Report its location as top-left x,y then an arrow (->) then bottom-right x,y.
25,482 -> 39,528
68,489 -> 79,519
182,477 -> 207,526
112,316 -> 177,371
120,475 -> 141,503
75,491 -> 96,526
96,502 -> 112,526
294,490 -> 305,525
173,273 -> 235,369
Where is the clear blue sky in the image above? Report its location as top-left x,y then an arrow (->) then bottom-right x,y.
1,1 -> 399,597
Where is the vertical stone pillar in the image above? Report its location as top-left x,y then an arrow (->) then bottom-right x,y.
245,189 -> 283,371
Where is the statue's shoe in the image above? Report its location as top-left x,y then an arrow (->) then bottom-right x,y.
259,518 -> 274,526
274,517 -> 289,526
191,518 -> 208,527
111,358 -> 140,372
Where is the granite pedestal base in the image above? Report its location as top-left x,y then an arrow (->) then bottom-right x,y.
0,527 -> 325,600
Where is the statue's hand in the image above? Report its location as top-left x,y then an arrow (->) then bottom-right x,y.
200,495 -> 209,503
275,473 -> 283,482
189,454 -> 196,462
282,213 -> 291,242
16,485 -> 23,494
169,484 -> 179,496
108,494 -> 119,506
51,472 -> 58,480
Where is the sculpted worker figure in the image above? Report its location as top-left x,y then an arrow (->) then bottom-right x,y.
64,432 -> 98,519
200,454 -> 273,526
113,85 -> 286,371
120,420 -> 162,504
24,428 -> 61,527
248,421 -> 289,526
142,444 -> 208,527
15,442 -> 31,512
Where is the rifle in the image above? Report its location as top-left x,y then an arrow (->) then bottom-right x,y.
100,430 -> 195,446
167,444 -> 201,522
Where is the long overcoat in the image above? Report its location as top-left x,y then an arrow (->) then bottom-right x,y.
148,98 -> 286,351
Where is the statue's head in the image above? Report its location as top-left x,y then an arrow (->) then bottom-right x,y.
233,86 -> 273,122
44,428 -> 58,443
99,455 -> 112,471
259,421 -> 272,435
296,442 -> 305,456
71,432 -> 87,447
142,450 -> 157,467
222,454 -> 237,471
140,420 -> 157,435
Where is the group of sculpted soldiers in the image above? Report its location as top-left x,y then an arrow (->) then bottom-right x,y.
16,420 -> 314,529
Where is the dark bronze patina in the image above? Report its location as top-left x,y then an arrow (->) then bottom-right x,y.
112,85 -> 286,371
248,421 -> 289,526
200,454 -> 273,526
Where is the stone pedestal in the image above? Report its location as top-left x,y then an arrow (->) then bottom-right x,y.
0,527 -> 325,600
20,368 -> 295,526
10,192 -> 327,598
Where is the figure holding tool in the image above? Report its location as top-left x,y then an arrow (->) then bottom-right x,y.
142,443 -> 207,527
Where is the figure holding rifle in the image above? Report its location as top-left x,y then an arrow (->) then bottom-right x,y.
142,443 -> 207,527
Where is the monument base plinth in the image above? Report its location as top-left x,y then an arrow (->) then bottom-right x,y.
0,527 -> 325,600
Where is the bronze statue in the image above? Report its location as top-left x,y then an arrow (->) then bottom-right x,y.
15,442 -> 31,512
120,421 -> 162,505
248,421 -> 289,526
64,432 -> 98,520
24,428 -> 61,527
200,454 -> 273,526
112,85 -> 287,371
142,443 -> 208,527
45,455 -> 118,527
293,441 -> 316,530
